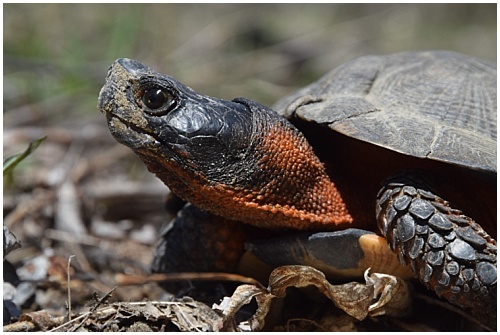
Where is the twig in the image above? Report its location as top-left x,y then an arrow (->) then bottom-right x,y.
67,255 -> 75,321
48,311 -> 91,332
49,286 -> 117,332
70,286 -> 117,332
115,272 -> 267,291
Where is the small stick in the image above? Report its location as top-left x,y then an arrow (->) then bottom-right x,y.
49,287 -> 117,332
116,272 -> 267,291
67,255 -> 75,321
69,287 -> 117,331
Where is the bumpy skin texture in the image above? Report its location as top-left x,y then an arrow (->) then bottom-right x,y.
377,176 -> 496,327
99,54 -> 496,329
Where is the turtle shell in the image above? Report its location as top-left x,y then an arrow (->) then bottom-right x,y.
274,51 -> 496,173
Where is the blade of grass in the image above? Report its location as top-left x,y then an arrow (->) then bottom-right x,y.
3,136 -> 47,176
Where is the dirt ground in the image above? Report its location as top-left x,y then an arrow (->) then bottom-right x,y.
3,3 -> 496,331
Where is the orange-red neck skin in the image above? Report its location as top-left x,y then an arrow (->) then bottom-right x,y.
139,111 -> 353,231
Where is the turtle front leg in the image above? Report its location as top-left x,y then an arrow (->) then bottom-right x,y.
152,204 -> 246,275
376,175 -> 496,329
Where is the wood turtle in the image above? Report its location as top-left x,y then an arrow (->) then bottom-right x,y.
98,51 -> 496,328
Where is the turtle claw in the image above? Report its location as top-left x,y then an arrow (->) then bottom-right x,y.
376,175 -> 497,329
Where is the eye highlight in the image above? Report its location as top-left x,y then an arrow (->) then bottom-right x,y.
140,85 -> 177,116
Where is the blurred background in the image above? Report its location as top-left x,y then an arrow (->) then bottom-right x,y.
2,3 -> 497,329
4,3 -> 496,154
4,3 -> 496,128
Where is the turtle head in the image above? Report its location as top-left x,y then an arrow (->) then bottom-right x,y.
99,59 -> 352,230
98,58 -> 253,164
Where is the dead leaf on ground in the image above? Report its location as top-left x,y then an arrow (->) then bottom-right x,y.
214,265 -> 412,331
4,298 -> 222,332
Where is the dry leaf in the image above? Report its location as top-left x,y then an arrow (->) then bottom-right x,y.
215,265 -> 412,331
18,310 -> 59,331
3,224 -> 21,256
366,271 -> 411,317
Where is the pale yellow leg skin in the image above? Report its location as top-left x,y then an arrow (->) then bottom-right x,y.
358,234 -> 412,279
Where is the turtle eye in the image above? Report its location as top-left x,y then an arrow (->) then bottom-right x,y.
141,86 -> 177,115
